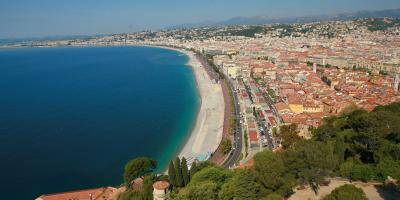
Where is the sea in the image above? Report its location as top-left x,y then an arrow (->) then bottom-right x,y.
0,46 -> 200,199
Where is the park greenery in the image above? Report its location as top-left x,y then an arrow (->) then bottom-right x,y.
322,184 -> 368,200
220,139 -> 233,155
217,26 -> 266,37
119,102 -> 400,199
267,88 -> 276,102
119,157 -> 158,200
363,18 -> 400,31
168,157 -> 191,188
123,157 -> 157,188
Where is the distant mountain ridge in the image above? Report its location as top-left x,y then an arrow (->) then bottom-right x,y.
166,8 -> 400,29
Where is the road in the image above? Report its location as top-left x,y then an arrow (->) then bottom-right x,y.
195,52 -> 243,168
222,78 -> 243,168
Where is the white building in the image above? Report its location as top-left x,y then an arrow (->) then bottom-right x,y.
153,181 -> 170,200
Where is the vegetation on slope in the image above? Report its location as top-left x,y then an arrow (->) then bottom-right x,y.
119,102 -> 400,200
322,184 -> 368,200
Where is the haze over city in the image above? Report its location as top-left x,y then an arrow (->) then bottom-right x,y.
1,0 -> 400,38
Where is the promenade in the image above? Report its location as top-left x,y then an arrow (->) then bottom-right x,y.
176,49 -> 225,165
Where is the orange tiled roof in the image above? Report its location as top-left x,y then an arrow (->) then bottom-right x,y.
153,181 -> 170,190
36,187 -> 116,200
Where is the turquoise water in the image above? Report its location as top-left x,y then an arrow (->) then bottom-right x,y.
0,46 -> 200,199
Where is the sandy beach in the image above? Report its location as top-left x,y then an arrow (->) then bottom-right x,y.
141,45 -> 225,167
171,48 -> 225,166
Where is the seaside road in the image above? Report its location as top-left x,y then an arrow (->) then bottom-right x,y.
194,52 -> 243,168
222,78 -> 243,168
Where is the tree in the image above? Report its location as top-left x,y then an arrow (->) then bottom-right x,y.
189,166 -> 233,189
190,161 -> 199,178
118,190 -> 144,200
350,164 -> 376,182
279,124 -> 302,149
253,150 -> 295,197
186,181 -> 219,200
254,151 -> 285,189
339,160 -> 355,179
168,161 -> 176,186
272,127 -> 277,137
181,157 -> 190,186
221,139 -> 232,155
219,169 -> 269,200
322,184 -> 367,200
119,173 -> 157,200
262,193 -> 283,200
283,140 -> 336,194
123,157 -> 157,188
174,157 -> 183,187
141,174 -> 157,200
376,158 -> 400,182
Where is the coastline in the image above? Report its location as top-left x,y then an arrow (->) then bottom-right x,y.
0,44 -> 226,169
156,46 -> 225,167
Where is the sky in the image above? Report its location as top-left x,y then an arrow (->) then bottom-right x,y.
0,0 -> 400,38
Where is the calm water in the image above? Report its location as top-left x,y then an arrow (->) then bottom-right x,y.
0,46 -> 199,199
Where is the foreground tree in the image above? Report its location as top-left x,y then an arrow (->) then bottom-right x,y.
262,193 -> 283,200
119,174 -> 157,200
221,139 -> 232,155
168,161 -> 176,186
279,124 -> 302,149
186,181 -> 219,200
190,161 -> 199,177
219,169 -> 269,200
189,166 -> 233,189
322,184 -> 367,200
123,157 -> 157,188
174,166 -> 233,200
283,140 -> 336,194
174,157 -> 183,187
181,157 -> 190,186
253,150 -> 296,197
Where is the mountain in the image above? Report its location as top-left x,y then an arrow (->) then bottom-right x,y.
165,20 -> 217,29
167,8 -> 400,29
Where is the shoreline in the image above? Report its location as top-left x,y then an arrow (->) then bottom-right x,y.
0,44 -> 225,169
156,46 -> 225,168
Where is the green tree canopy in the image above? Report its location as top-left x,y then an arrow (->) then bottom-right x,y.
181,157 -> 190,186
221,139 -> 232,155
168,160 -> 176,186
190,161 -> 199,178
189,166 -> 233,189
322,184 -> 367,200
253,150 -> 295,196
219,169 -> 269,200
174,157 -> 183,187
262,193 -> 283,200
119,173 -> 157,200
187,181 -> 219,200
123,157 -> 157,188
280,124 -> 302,149
283,140 -> 336,194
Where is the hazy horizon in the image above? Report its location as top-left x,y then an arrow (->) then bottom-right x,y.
1,0 -> 400,39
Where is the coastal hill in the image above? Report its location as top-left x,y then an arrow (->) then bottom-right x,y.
166,8 -> 400,29
117,102 -> 400,200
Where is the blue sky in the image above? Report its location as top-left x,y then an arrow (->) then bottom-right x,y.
1,0 -> 400,38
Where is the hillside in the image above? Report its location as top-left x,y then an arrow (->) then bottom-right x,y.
119,102 -> 400,200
